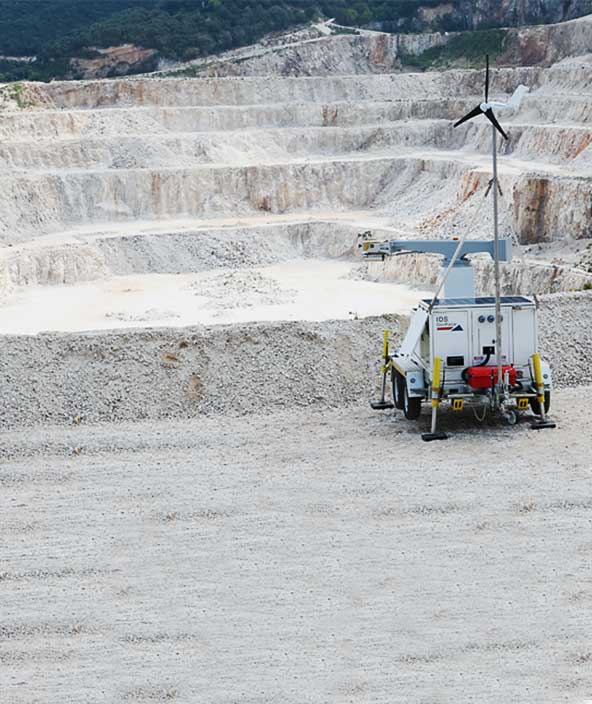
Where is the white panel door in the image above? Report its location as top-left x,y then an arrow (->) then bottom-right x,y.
512,307 -> 537,367
432,310 -> 469,367
471,308 -> 512,365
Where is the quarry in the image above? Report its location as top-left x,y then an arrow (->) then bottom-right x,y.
2,12 -> 592,703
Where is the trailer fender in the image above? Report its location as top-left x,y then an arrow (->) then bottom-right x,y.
540,360 -> 553,390
405,369 -> 426,398
530,359 -> 553,391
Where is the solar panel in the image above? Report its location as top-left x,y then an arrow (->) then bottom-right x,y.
422,296 -> 533,307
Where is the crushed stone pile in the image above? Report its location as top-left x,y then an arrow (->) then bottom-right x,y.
538,291 -> 592,388
0,291 -> 590,429
189,270 -> 297,311
0,316 -> 404,428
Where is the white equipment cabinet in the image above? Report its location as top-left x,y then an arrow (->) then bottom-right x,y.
392,296 -> 551,407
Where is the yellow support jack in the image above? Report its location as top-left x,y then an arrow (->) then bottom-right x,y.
422,357 -> 449,442
370,329 -> 395,411
530,353 -> 556,430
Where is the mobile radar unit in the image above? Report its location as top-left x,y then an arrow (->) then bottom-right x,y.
363,57 -> 555,441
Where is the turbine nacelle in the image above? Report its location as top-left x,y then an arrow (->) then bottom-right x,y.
480,86 -> 529,114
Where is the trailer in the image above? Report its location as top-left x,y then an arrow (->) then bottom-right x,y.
360,235 -> 555,441
390,293 -> 551,417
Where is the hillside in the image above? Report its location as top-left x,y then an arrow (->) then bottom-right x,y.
172,13 -> 592,78
1,0 -> 592,81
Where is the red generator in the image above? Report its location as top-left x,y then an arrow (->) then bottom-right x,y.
466,364 -> 517,390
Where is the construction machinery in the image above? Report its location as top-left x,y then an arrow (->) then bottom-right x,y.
363,56 -> 556,440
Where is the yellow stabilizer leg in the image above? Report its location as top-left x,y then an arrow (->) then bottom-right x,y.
532,353 -> 546,417
382,328 -> 389,362
422,357 -> 448,441
371,329 -> 395,411
530,353 -> 556,430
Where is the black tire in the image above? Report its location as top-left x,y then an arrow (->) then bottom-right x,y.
391,368 -> 405,410
530,391 -> 551,416
403,384 -> 422,421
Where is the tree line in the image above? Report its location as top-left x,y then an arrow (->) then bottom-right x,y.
0,0 -> 520,82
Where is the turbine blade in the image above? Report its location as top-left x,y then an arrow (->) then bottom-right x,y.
485,54 -> 490,102
453,105 -> 483,128
484,108 -> 508,140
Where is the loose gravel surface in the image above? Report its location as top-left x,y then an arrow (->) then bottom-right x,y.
2,389 -> 591,703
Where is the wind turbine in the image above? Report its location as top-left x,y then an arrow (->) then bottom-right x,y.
454,56 -> 529,138
453,55 -> 528,403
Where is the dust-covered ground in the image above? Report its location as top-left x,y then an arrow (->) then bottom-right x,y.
0,259 -> 428,334
2,388 -> 591,703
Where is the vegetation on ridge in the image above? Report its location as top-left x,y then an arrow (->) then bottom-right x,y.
402,28 -> 508,70
0,0 -> 586,82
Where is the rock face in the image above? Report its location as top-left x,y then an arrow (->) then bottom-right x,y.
70,44 -> 159,79
499,13 -> 592,66
368,251 -> 592,295
1,58 -> 590,246
193,32 -> 451,78
173,15 -> 592,78
463,0 -> 592,27
377,0 -> 592,31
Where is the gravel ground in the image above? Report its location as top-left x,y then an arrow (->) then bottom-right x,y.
1,389 -> 591,703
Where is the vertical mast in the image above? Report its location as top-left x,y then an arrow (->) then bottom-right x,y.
452,55 -> 530,401
491,125 -> 503,391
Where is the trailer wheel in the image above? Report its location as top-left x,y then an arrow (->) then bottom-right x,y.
391,368 -> 405,410
403,385 -> 422,421
530,391 -> 551,416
